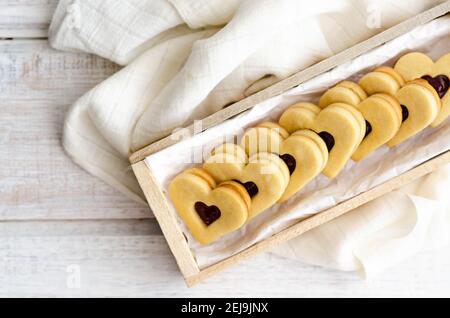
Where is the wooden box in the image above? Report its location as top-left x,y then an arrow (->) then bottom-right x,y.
130,2 -> 450,287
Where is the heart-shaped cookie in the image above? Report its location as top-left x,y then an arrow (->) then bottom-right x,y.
387,79 -> 440,147
352,94 -> 402,161
240,122 -> 289,156
359,66 -> 405,96
169,168 -> 249,245
394,52 -> 450,127
239,124 -> 328,202
279,103 -> 365,178
279,129 -> 328,202
204,147 -> 289,218
319,81 -> 368,108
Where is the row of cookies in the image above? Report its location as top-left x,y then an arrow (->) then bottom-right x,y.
169,52 -> 450,245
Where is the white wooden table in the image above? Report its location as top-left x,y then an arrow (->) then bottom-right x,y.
1,0 -> 450,298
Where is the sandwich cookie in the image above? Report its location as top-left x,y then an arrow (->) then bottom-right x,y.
279,102 -> 365,178
394,52 -> 450,127
169,168 -> 249,245
204,145 -> 289,219
387,79 -> 440,147
319,81 -> 367,108
240,123 -> 328,202
359,66 -> 405,96
352,94 -> 402,161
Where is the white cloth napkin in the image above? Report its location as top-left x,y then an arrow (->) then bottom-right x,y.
275,164 -> 450,277
49,0 -> 450,277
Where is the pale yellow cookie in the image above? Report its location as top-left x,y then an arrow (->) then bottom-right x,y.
278,131 -> 328,202
220,180 -> 251,212
412,79 -> 442,112
186,167 -> 217,189
241,124 -> 286,156
359,69 -> 401,96
352,94 -> 402,161
203,151 -> 246,182
394,52 -> 450,127
337,81 -> 368,101
211,143 -> 248,162
375,66 -> 405,86
252,152 -> 290,189
236,122 -> 327,202
387,80 -> 440,147
169,171 -> 249,245
313,104 -> 365,178
432,54 -> 450,126
292,129 -> 329,170
278,103 -> 321,134
232,121 -> 328,202
278,102 -> 363,178
257,122 -> 290,139
394,52 -> 434,82
329,103 -> 366,150
204,149 -> 289,219
375,93 -> 403,126
319,85 -> 362,108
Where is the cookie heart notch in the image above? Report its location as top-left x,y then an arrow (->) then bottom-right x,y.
279,103 -> 365,178
239,124 -> 328,202
169,168 -> 249,245
204,146 -> 289,218
394,52 -> 450,127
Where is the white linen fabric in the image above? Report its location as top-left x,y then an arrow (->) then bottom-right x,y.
49,0 -> 449,277
275,164 -> 450,277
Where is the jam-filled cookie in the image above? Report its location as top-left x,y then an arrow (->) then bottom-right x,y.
387,79 -> 440,147
292,130 -> 329,171
278,103 -> 321,134
204,146 -> 289,219
394,52 -> 450,127
278,103 -> 365,178
278,129 -> 328,202
334,103 -> 366,151
352,94 -> 402,161
240,122 -> 289,156
210,143 -> 248,162
169,168 -> 249,245
239,123 -> 328,202
319,81 -> 367,108
359,66 -> 405,96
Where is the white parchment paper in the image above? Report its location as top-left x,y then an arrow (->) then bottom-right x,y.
145,16 -> 450,269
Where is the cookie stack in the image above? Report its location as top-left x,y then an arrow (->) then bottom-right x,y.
169,52 -> 450,245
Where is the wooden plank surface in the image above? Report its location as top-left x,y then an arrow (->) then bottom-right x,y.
0,0 -> 58,38
1,0 -> 450,297
0,39 -> 150,221
1,219 -> 450,297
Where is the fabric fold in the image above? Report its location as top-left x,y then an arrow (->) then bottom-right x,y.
273,165 -> 450,278
168,0 -> 243,28
49,0 -> 185,65
131,0 -> 349,150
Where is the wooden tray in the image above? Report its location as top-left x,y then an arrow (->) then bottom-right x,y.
130,1 -> 450,287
